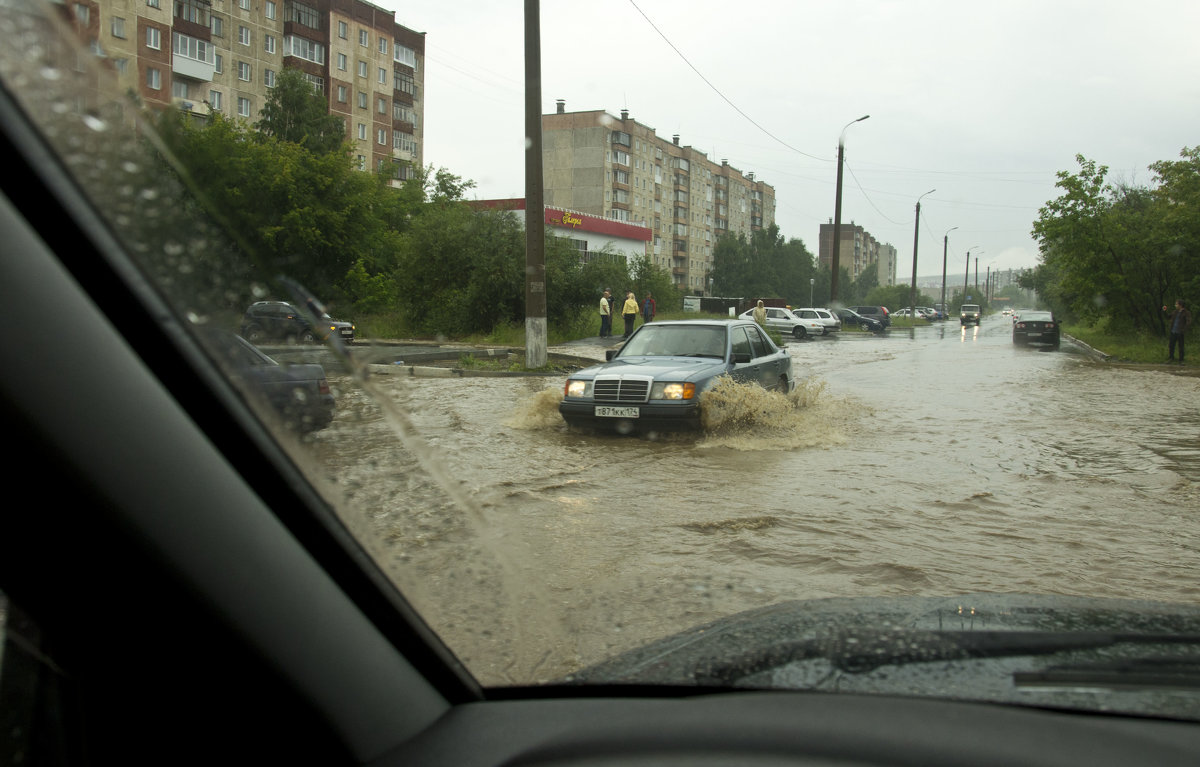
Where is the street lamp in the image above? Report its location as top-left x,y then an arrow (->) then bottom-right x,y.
908,188 -> 936,319
830,114 -> 869,303
941,226 -> 958,316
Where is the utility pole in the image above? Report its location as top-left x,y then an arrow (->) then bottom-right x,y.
523,0 -> 546,368
909,189 -> 935,319
941,227 -> 957,316
830,115 -> 868,303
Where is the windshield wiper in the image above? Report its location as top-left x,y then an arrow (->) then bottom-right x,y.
695,630 -> 1200,685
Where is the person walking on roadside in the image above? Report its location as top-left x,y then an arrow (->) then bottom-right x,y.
621,291 -> 638,339
642,292 -> 656,324
599,289 -> 612,338
1163,298 -> 1193,364
752,299 -> 767,328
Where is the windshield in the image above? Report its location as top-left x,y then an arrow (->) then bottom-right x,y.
3,0 -> 1200,728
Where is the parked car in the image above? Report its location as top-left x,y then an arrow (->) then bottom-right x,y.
1012,310 -> 1061,348
203,328 -> 336,432
793,307 -> 841,334
738,306 -> 824,338
834,308 -> 885,332
960,304 -> 982,325
559,319 -> 794,432
240,300 -> 356,345
848,305 -> 891,327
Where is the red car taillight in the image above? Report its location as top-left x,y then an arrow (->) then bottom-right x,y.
318,379 -> 331,395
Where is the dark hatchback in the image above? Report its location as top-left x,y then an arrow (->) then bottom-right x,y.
834,308 -> 885,332
559,319 -> 794,432
1013,311 -> 1061,347
848,305 -> 891,327
240,300 -> 356,345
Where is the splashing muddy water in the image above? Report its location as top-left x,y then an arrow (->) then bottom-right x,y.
304,321 -> 1200,685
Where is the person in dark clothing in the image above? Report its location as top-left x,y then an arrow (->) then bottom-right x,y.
599,289 -> 613,338
642,292 -> 656,324
1163,299 -> 1193,364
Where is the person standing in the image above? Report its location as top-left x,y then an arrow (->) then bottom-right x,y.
621,291 -> 638,339
752,299 -> 767,328
1163,298 -> 1193,364
642,292 -> 656,324
599,289 -> 612,338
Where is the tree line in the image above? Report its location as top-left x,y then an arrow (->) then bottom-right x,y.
155,68 -> 679,337
1026,148 -> 1199,334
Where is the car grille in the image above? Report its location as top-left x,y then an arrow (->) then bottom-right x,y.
594,376 -> 651,403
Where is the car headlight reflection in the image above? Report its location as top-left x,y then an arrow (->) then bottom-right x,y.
651,382 -> 695,400
565,379 -> 591,398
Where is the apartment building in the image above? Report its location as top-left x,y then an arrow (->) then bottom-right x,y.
542,103 -> 776,294
81,0 -> 423,178
818,222 -> 897,287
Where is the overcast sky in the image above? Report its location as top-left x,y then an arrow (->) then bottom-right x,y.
379,0 -> 1200,279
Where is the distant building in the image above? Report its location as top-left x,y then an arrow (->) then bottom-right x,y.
82,0 -> 424,182
818,221 -> 897,286
542,102 -> 775,295
474,199 -> 652,263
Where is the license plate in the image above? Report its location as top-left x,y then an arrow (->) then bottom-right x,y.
1027,332 -> 1041,338
595,406 -> 639,418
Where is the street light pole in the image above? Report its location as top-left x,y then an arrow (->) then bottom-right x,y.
830,115 -> 869,303
810,277 -> 815,306
941,226 -> 958,316
908,188 -> 936,319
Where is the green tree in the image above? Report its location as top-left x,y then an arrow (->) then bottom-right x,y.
710,225 -> 815,303
256,68 -> 348,156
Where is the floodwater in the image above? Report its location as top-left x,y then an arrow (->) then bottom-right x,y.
303,316 -> 1200,686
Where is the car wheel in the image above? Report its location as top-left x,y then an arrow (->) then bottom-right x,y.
243,324 -> 265,343
792,326 -> 806,339
299,329 -> 317,344
778,375 -> 790,393
860,322 -> 872,332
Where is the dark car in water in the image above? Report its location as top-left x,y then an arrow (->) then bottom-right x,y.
835,308 -> 885,332
559,319 -> 794,432
203,329 -> 336,432
848,305 -> 891,327
240,300 -> 355,345
1013,310 -> 1061,347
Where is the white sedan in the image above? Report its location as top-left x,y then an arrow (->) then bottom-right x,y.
738,306 -> 826,339
792,307 -> 841,334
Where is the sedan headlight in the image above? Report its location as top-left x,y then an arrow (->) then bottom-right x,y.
650,382 -> 696,400
565,379 -> 591,398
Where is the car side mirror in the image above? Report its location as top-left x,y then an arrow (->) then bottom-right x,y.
731,352 -> 751,364
605,350 -> 617,361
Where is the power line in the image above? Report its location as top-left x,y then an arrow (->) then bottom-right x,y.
627,0 -> 830,163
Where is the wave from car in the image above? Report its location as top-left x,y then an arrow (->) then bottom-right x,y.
559,319 -> 794,433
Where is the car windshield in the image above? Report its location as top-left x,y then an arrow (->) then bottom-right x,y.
619,324 -> 727,358
4,0 -> 1200,734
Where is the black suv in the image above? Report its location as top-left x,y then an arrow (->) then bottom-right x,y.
834,308 -> 885,332
240,301 -> 355,345
848,305 -> 891,327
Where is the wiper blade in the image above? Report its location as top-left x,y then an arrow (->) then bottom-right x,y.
696,630 -> 1200,685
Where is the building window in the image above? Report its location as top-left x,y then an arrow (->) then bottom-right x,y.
209,89 -> 222,110
146,0 -> 159,8
376,128 -> 386,145
357,91 -> 366,108
210,15 -> 223,36
282,35 -> 324,64
395,70 -> 414,96
394,44 -> 415,67
214,53 -> 222,73
237,61 -> 250,81
146,27 -> 161,50
288,1 -> 319,30
264,34 -> 275,54
378,37 -> 387,54
356,155 -> 365,170
337,20 -> 346,38
238,0 -> 249,9
238,25 -> 250,45
357,60 -> 367,77
377,67 -> 386,84
113,58 -> 129,74
336,52 -> 346,70
111,16 -> 125,38
263,68 -> 275,87
356,123 -> 366,140
358,29 -> 367,46
264,0 -> 276,19
377,96 -> 386,114
172,80 -> 189,99
146,67 -> 161,89
237,96 -> 251,117
173,32 -> 213,64
336,85 -> 346,102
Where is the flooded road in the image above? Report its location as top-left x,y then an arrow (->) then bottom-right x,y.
306,316 -> 1200,685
